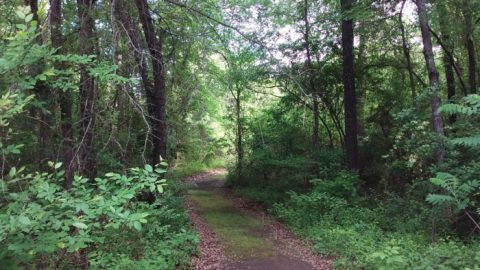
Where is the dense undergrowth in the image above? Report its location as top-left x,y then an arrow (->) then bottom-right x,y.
0,163 -> 199,269
235,169 -> 480,269
229,94 -> 480,269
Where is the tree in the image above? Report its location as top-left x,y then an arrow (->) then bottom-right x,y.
77,0 -> 97,179
438,3 -> 456,101
134,0 -> 168,165
461,0 -> 477,94
341,0 -> 359,171
302,0 -> 320,149
25,0 -> 52,162
416,0 -> 445,165
50,0 -> 75,189
399,0 -> 417,102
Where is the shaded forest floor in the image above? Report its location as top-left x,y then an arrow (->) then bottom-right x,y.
185,170 -> 332,270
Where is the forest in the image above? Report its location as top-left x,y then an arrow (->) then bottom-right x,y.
1,0 -> 480,269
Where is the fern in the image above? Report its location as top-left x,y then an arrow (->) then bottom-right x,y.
440,94 -> 480,116
451,136 -> 480,147
427,173 -> 479,212
440,95 -> 480,147
426,194 -> 455,205
440,104 -> 475,116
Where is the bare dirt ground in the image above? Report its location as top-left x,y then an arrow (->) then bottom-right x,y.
185,169 -> 333,270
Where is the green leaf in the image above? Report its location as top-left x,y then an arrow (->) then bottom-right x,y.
133,221 -> 142,231
430,177 -> 443,186
25,14 -> 33,23
451,136 -> 480,147
15,10 -> 25,19
37,74 -> 47,81
54,162 -> 62,169
159,162 -> 168,167
16,24 -> 26,30
72,222 -> 88,229
18,215 -> 31,225
426,194 -> 455,205
155,168 -> 167,174
144,164 -> 153,172
157,184 -> 164,193
8,167 -> 16,178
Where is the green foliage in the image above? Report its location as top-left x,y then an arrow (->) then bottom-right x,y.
423,94 -> 480,234
427,172 -> 479,212
234,186 -> 288,207
0,163 -> 198,268
441,95 -> 480,147
310,170 -> 358,199
0,7 -> 53,91
272,188 -> 480,269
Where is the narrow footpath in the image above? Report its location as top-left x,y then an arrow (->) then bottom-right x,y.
185,169 -> 332,270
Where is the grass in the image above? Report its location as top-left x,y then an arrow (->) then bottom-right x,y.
188,188 -> 275,259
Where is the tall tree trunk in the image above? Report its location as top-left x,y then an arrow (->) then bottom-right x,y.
341,0 -> 359,171
235,86 -> 243,181
51,0 -> 75,189
112,0 -> 153,100
303,0 -> 319,149
357,25 -> 367,137
462,0 -> 477,94
416,0 -> 445,165
134,0 -> 168,165
399,0 -> 417,102
25,0 -> 52,164
438,4 -> 456,101
429,27 -> 468,96
77,0 -> 97,179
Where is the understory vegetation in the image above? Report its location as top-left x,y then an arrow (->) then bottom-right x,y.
231,94 -> 480,269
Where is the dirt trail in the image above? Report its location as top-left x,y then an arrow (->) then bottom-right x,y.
185,169 -> 332,270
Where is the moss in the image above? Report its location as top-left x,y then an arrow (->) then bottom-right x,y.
188,189 -> 275,259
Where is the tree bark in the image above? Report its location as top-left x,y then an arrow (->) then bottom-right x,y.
462,0 -> 477,94
51,0 -> 75,189
357,25 -> 366,137
416,0 -> 445,165
341,0 -> 359,171
134,0 -> 168,165
77,0 -> 97,179
438,4 -> 456,101
112,0 -> 153,99
429,28 -> 468,96
399,0 -> 417,102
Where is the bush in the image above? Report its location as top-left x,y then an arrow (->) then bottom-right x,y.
272,188 -> 480,269
310,170 -> 358,199
0,163 -> 198,269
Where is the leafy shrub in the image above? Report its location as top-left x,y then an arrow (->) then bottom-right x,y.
234,186 -> 288,207
271,186 -> 480,269
0,162 -> 199,268
273,192 -> 348,227
310,170 -> 358,199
